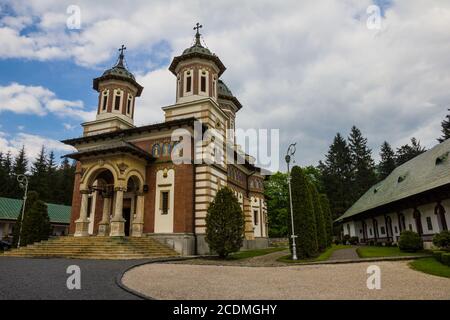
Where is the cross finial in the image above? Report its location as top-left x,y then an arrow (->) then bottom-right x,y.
117,44 -> 126,67
193,22 -> 203,46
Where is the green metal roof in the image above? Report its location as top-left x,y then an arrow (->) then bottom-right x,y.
336,138 -> 450,222
0,197 -> 71,224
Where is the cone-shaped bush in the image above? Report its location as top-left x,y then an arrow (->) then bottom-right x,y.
309,182 -> 327,251
12,191 -> 39,247
289,166 -> 318,258
20,199 -> 51,246
319,194 -> 334,247
206,187 -> 245,258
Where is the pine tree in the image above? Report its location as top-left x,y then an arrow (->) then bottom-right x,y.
378,141 -> 396,180
309,180 -> 327,251
205,187 -> 245,258
11,146 -> 28,198
12,191 -> 39,247
290,166 -> 318,258
438,109 -> 450,143
29,146 -> 49,202
46,151 -> 57,203
395,137 -> 426,166
319,194 -> 333,247
56,158 -> 76,205
319,133 -> 353,219
348,126 -> 377,201
18,192 -> 50,247
0,151 -> 13,197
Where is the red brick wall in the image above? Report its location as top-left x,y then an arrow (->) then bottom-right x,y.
69,162 -> 82,235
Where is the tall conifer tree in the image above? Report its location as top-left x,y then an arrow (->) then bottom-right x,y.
437,109 -> 450,143
378,141 -> 396,180
348,126 -> 377,201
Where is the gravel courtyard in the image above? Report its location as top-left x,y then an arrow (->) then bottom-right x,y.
122,260 -> 450,300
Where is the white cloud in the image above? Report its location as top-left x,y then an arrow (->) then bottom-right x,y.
0,82 -> 95,121
2,0 -> 450,166
0,131 -> 75,163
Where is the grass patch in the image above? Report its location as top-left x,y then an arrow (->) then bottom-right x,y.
409,257 -> 450,278
356,246 -> 429,258
227,247 -> 287,260
277,244 -> 352,263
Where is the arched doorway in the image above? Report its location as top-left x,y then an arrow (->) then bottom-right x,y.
385,216 -> 393,242
435,203 -> 448,231
413,208 -> 423,235
122,176 -> 142,237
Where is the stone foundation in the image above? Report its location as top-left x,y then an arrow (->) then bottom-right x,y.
148,233 -> 196,256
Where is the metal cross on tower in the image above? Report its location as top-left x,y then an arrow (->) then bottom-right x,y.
118,44 -> 127,57
193,22 -> 203,35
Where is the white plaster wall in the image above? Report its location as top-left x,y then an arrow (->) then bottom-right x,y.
154,169 -> 175,233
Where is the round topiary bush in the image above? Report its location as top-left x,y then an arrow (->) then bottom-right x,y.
432,231 -> 450,251
398,230 -> 423,252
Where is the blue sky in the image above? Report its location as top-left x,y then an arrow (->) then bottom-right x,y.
0,0 -> 449,169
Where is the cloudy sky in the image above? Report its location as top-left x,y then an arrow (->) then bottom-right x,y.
0,0 -> 449,171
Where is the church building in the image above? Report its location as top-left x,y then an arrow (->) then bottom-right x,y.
62,25 -> 268,255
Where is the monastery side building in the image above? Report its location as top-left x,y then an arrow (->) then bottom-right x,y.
62,26 -> 268,255
337,138 -> 450,248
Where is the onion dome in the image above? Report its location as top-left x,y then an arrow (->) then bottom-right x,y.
169,23 -> 226,76
217,79 -> 242,110
93,45 -> 143,96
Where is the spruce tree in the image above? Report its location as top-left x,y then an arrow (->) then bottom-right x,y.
20,199 -> 51,246
0,151 -> 13,197
11,146 -> 28,198
438,109 -> 450,143
205,187 -> 245,258
46,151 -> 57,203
348,126 -> 377,201
30,146 -> 49,202
378,141 -> 396,180
12,191 -> 39,247
290,166 -> 317,258
56,158 -> 76,205
309,180 -> 327,251
319,194 -> 333,247
395,137 -> 426,166
319,133 -> 353,219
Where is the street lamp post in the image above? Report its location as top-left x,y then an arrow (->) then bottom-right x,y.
285,143 -> 298,260
17,174 -> 29,249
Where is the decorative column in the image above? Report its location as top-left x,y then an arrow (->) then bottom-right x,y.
97,194 -> 111,236
132,192 -> 145,237
110,187 -> 125,237
74,190 -> 90,237
243,196 -> 254,240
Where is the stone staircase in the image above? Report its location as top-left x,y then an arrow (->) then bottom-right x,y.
3,236 -> 178,259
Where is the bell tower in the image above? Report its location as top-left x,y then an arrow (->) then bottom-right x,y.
82,45 -> 144,137
168,23 -> 226,105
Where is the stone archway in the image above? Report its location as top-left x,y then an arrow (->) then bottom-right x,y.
75,167 -> 116,237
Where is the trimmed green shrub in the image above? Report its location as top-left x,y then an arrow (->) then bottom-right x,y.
433,250 -> 446,262
289,166 -> 318,258
368,240 -> 375,246
349,236 -> 359,245
441,253 -> 450,267
432,231 -> 450,251
205,187 -> 245,258
319,194 -> 333,247
309,182 -> 327,251
398,231 -> 423,252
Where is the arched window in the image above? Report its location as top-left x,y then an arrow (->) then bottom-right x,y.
162,143 -> 170,156
101,90 -> 109,111
152,144 -> 161,157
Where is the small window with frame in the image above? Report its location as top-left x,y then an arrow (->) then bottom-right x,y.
126,94 -> 133,115
160,191 -> 169,215
253,210 -> 259,225
426,217 -> 433,231
101,90 -> 108,111
114,90 -> 122,111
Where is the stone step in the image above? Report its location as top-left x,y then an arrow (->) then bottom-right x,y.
4,236 -> 178,259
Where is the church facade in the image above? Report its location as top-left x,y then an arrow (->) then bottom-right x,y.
62,26 -> 268,255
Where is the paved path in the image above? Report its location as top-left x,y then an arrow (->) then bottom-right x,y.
122,260 -> 450,300
329,247 -> 360,261
0,256 -> 144,300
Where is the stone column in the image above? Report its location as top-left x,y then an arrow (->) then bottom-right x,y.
132,193 -> 145,237
97,195 -> 111,236
110,187 -> 125,237
74,190 -> 90,237
243,196 -> 254,240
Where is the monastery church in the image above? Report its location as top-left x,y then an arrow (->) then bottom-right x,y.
62,25 -> 268,255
